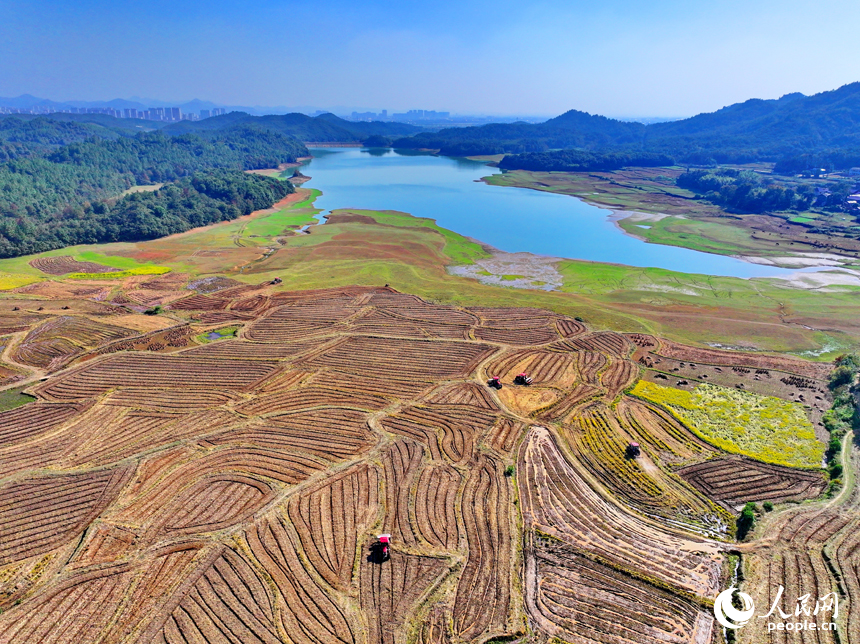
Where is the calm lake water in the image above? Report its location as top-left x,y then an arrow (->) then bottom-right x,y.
301,147 -> 801,278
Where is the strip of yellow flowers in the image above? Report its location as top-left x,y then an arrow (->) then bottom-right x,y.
66,266 -> 170,279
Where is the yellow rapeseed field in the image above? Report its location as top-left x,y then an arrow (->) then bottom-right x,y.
630,380 -> 823,468
66,266 -> 170,279
0,274 -> 40,290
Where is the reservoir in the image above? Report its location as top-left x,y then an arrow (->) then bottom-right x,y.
302,147 -> 801,279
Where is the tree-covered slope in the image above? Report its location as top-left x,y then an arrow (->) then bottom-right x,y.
0,115 -> 161,160
0,170 -> 293,257
0,125 -> 307,257
0,112 -> 165,136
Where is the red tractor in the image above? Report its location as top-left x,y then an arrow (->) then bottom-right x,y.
378,534 -> 391,561
487,376 -> 503,390
514,372 -> 533,386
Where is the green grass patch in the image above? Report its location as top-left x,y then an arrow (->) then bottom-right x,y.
789,215 -> 815,224
0,386 -> 36,412
291,188 -> 322,210
243,189 -> 322,238
631,380 -> 824,468
338,209 -> 489,265
244,211 -> 318,238
618,215 -> 786,257
67,266 -> 171,279
196,326 -> 239,343
501,274 -> 526,281
75,251 -> 160,270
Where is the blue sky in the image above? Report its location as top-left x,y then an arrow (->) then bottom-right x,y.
1,0 -> 859,117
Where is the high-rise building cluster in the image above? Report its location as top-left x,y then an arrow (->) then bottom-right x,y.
0,104 -> 228,121
391,109 -> 451,121
348,108 -> 451,122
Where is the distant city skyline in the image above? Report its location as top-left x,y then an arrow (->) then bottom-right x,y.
2,0 -> 858,117
0,93 -> 556,123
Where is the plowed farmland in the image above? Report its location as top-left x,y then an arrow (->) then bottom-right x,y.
0,279 -> 843,644
737,459 -> 860,644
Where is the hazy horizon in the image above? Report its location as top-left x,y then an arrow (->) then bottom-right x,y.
0,91 -> 693,121
2,0 -> 859,118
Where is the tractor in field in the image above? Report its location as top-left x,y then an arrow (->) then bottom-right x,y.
378,534 -> 391,561
270,277 -> 283,285
514,372 -> 533,386
487,376 -> 503,390
626,442 -> 641,458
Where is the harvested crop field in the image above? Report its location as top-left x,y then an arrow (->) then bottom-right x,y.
0,280 -> 841,644
30,255 -> 120,276
676,457 -> 827,507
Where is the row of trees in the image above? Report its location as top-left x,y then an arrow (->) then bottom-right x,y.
498,149 -> 675,172
676,168 -> 817,213
0,170 -> 293,258
774,150 -> 860,175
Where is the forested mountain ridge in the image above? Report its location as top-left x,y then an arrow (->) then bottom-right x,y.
0,110 -> 423,146
0,116 -> 155,160
0,112 -> 164,136
648,83 -> 860,141
396,82 -> 860,164
161,111 -> 423,141
44,126 -> 308,183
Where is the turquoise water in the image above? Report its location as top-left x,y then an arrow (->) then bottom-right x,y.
302,147 -> 802,278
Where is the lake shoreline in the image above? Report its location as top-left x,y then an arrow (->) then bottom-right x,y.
480,170 -> 860,274
480,173 -> 850,272
300,147 -> 852,281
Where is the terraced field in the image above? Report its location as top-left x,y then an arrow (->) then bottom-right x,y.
738,461 -> 860,644
0,278 -> 846,644
30,255 -> 120,276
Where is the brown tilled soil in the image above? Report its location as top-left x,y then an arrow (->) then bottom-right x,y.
0,280 -> 846,644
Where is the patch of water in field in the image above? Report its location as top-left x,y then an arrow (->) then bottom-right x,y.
301,147 -> 808,279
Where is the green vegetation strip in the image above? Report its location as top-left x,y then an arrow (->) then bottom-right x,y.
631,380 -> 824,468
75,251 -> 162,269
822,354 -> 860,493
